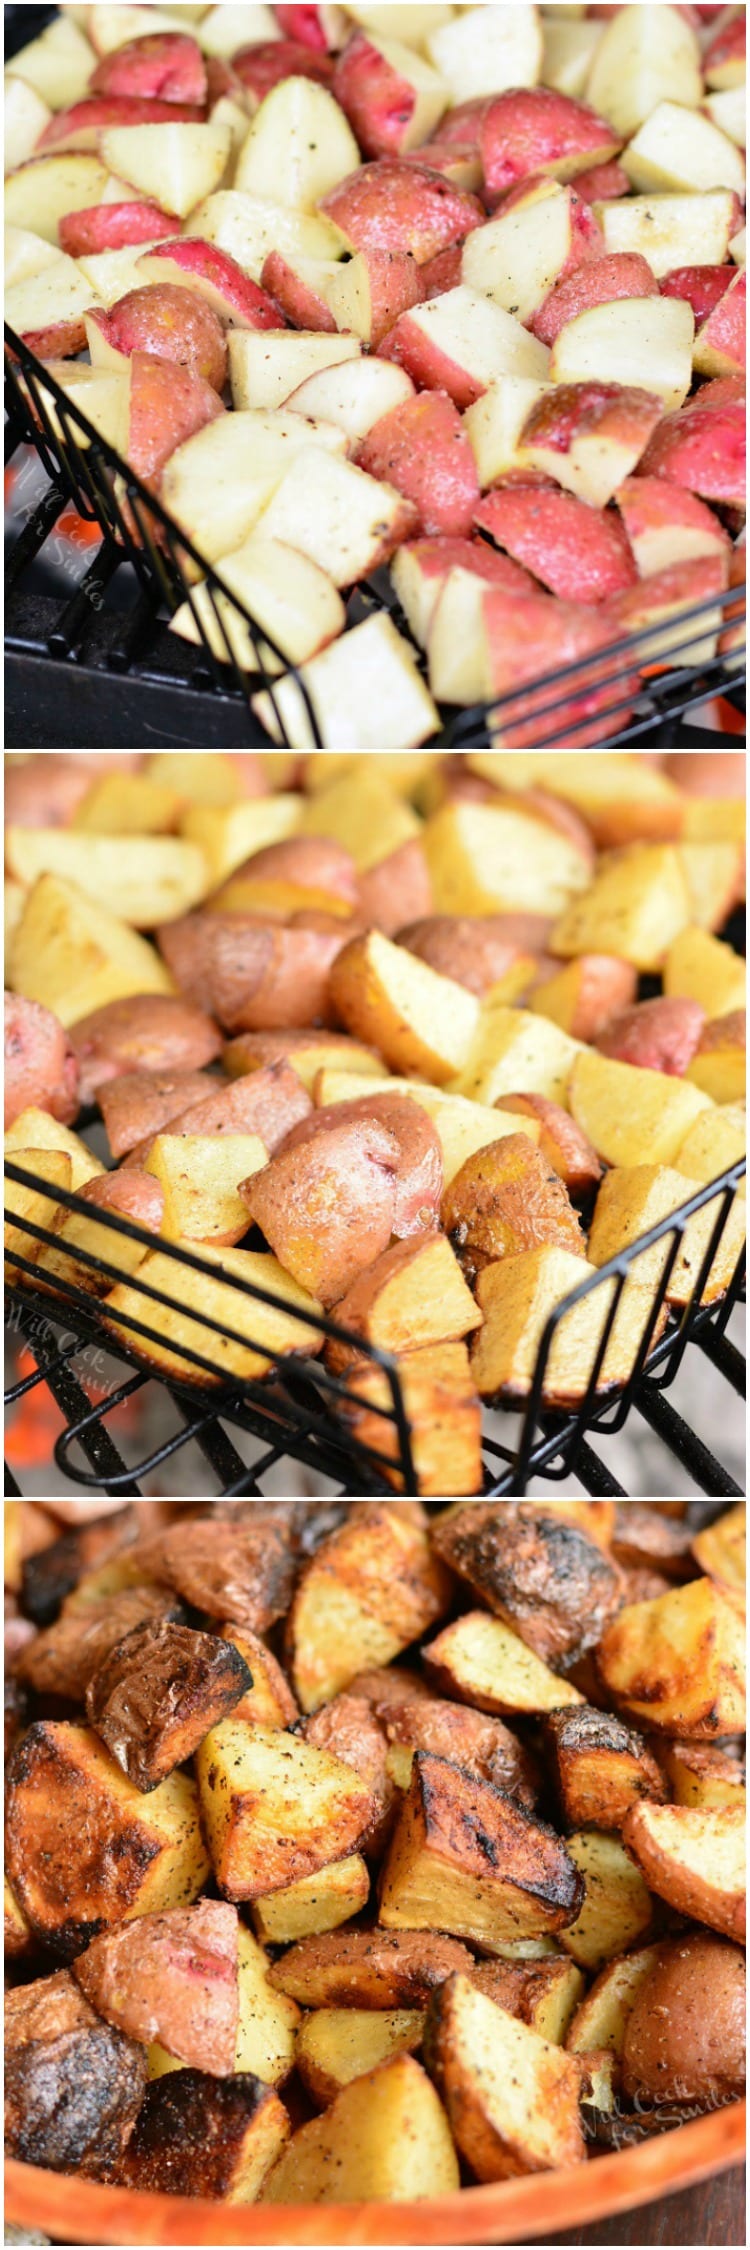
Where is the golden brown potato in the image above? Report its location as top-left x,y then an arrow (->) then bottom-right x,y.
379,1690 -> 538,1812
441,1134 -> 587,1276
32,1167 -> 165,1301
399,914 -> 548,998
195,1719 -> 376,1899
240,1117 -> 400,1306
610,1504 -> 696,1579
261,2053 -> 458,2206
542,1704 -> 666,1833
301,1693 -> 394,1857
219,1625 -> 299,1730
337,1341 -> 483,1498
569,1048 -> 711,1169
4,1874 -> 32,1960
73,1899 -> 239,2075
19,1503 -> 138,1628
98,1068 -> 219,1159
5,1968 -> 148,2175
423,1610 -> 584,1719
286,1502 -> 450,1713
686,1009 -> 746,1104
16,1583 -> 179,1702
558,1832 -> 655,1973
85,1618 -> 252,1790
5,1721 -> 209,1960
380,1750 -> 583,1953
622,1800 -> 745,1942
423,1972 -> 585,2180
221,1028 -> 382,1091
252,1856 -> 370,1947
158,912 -> 344,1032
134,1510 -> 299,1634
330,927 -> 479,1085
596,1577 -> 746,1738
296,2007 -> 425,2107
656,1739 -> 746,1812
621,1935 -> 746,2105
327,1233 -> 482,1377
692,1505 -> 746,1598
117,2067 -> 290,2200
469,1957 -> 585,2047
4,1146 -> 71,1288
122,1059 -> 312,1167
527,953 -> 638,1042
69,993 -> 221,1102
565,1945 -> 662,2066
587,1163 -> 746,1311
208,835 -> 359,921
469,1247 -> 665,1408
432,1504 -> 622,1669
269,1926 -> 474,2010
495,1093 -> 603,1194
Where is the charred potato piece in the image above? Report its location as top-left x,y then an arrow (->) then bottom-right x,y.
301,1692 -> 394,1856
656,1739 -> 746,1811
134,1511 -> 299,1634
219,1624 -> 299,1729
117,2067 -> 289,2201
423,1611 -> 584,1718
380,1751 -> 583,1953
5,1721 -> 209,1961
5,1968 -> 147,2175
469,1957 -> 585,2047
692,1504 -> 746,1597
296,2007 -> 425,2108
441,1135 -> 587,1275
620,1934 -> 746,2106
195,1720 -> 376,1900
525,1501 -> 615,1550
424,1973 -> 585,2181
252,1856 -> 370,1947
16,1584 -> 181,1702
4,1874 -> 33,1960
287,1504 -> 450,1713
610,1503 -> 696,1579
432,1504 -> 623,1668
596,1578 -> 746,1738
20,1504 -> 138,1627
622,1800 -> 745,1943
381,1690 -> 538,1811
565,1945 -> 662,2065
559,1832 -> 655,1973
85,1618 -> 252,1790
269,1926 -> 474,2010
542,1704 -> 666,1833
261,2054 -> 459,2206
73,1900 -> 239,2076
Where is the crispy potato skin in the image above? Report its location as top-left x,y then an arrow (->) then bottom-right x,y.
134,1511 -> 299,1633
4,1968 -> 147,2175
595,1578 -> 746,1737
85,1619 -> 252,1789
73,1900 -> 239,2075
423,1971 -> 586,2181
116,2067 -> 289,2198
381,1750 -> 584,1944
16,1585 -> 180,1702
621,1936 -> 746,2105
21,1506 -> 139,1628
269,1926 -> 474,2009
381,1692 -> 539,1811
542,1704 -> 667,1832
441,1135 -> 586,1273
301,1694 -> 396,1856
433,1504 -> 623,1667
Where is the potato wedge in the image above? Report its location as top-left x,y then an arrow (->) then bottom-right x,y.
9,872 -> 176,1024
223,1029 -> 384,1092
252,1855 -> 370,1946
72,1898 -> 239,2075
287,1502 -> 450,1712
380,1690 -> 538,1811
565,1945 -> 662,2060
495,1092 -> 603,1194
622,1800 -> 745,1942
85,1618 -> 252,1790
337,1341 -> 483,1498
469,753 -> 684,848
656,1740 -> 745,1812
469,1247 -> 664,1407
422,798 -> 591,917
664,925 -> 746,1018
5,827 -> 207,927
240,1116 -> 400,1306
5,1721 -> 209,1959
587,1163 -> 746,1308
17,1585 -> 180,1704
551,844 -> 691,972
296,2007 -> 425,2108
424,1973 -> 585,2180
527,954 -> 637,1044
379,1750 -> 583,1952
299,765 -> 421,872
144,1131 -> 268,1245
596,1577 -> 746,1737
219,1625 -> 299,1729
329,927 -> 479,1084
118,2067 -> 290,2201
542,1705 -> 666,1834
4,1876 -> 32,1961
269,1925 -> 474,2011
432,1504 -> 621,1668
5,1108 -> 104,1191
326,1233 -> 483,1377
261,2053 -> 459,2204
195,1719 -> 376,1897
687,1009 -> 746,1104
692,1504 -> 746,1597
468,1957 -> 586,2047
452,1006 -> 582,1107
558,1831 -> 655,1971
569,1049 -> 711,1167
101,1243 -> 323,1387
423,1610 -> 584,1718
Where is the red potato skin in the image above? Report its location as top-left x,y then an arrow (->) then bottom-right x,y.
121,1062 -> 313,1169
59,203 -> 177,257
4,994 -> 80,1130
399,535 -> 539,619
378,312 -> 485,408
357,392 -> 480,539
665,750 -> 745,797
320,161 -> 484,264
475,486 -> 637,606
93,287 -> 227,394
480,586 -> 640,748
140,243 -> 282,332
690,376 -> 745,412
400,915 -> 556,994
660,266 -> 736,323
522,381 -> 665,476
127,353 -> 225,491
695,271 -> 745,376
480,89 -> 621,203
615,475 -> 730,560
607,554 -> 730,659
637,398 -> 745,506
89,32 -> 208,106
334,31 -> 439,161
573,159 -> 631,202
16,319 -> 87,360
39,97 -> 205,147
241,1116 -> 400,1305
275,7 -> 331,51
597,996 -> 707,1075
352,248 -> 425,349
282,1092 -> 444,1237
4,756 -> 145,829
419,243 -> 464,298
358,839 -> 433,937
157,913 -> 345,1032
211,835 -> 359,912
703,16 -> 746,74
73,1168 -> 166,1233
232,39 -> 334,97
73,1900 -> 238,2076
69,994 -> 222,1103
533,252 -> 658,346
260,250 -> 333,332
495,1094 -> 603,1195
98,1070 -> 220,1160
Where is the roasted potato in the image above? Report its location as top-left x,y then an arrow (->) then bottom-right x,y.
73,1899 -> 239,2075
596,1577 -> 746,1737
469,1956 -> 586,2048
287,1502 -> 450,1712
558,1831 -> 655,1972
326,1232 -> 482,1375
441,1134 -> 587,1274
261,2053 -> 459,2205
269,1926 -> 474,2011
20,1504 -> 139,1628
565,1945 -> 662,2066
423,1610 -> 584,1718
239,1116 -> 401,1305
380,1750 -> 583,1953
16,1583 -> 180,1702
432,1504 -> 622,1668
117,2067 -> 290,2201
4,1874 -> 33,1961
622,1800 -> 745,1942
424,1972 -> 585,2180
542,1705 -> 667,1833
85,1618 -> 252,1789
379,1688 -> 538,1811
296,2006 -> 425,2107
4,990 -> 80,1131
195,1719 -> 376,1899
252,1855 -> 371,1947
692,1504 -> 746,1597
620,1934 -> 746,2105
495,1092 -> 603,1194
5,1968 -> 147,2175
337,1341 -> 483,1498
68,992 -> 221,1101
656,1738 -> 745,1812
219,1624 -> 299,1730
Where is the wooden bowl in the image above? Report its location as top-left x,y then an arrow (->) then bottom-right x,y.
5,2101 -> 745,2246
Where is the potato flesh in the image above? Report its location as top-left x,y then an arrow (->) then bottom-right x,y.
252,1854 -> 370,1945
558,1831 -> 654,1971
596,1577 -> 746,1736
424,1609 -> 584,1716
426,1973 -> 585,2180
261,2053 -> 460,2203
296,2007 -> 425,2106
195,1719 -> 375,1897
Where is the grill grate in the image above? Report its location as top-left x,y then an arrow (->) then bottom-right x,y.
5,330 -> 746,752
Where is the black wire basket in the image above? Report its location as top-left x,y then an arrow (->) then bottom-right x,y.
5,327 -> 746,752
5,1148 -> 745,1500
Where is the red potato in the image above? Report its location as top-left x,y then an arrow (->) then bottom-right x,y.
607,553 -> 730,670
358,839 -> 433,938
89,32 -> 208,106
232,39 -> 334,98
12,317 -> 87,362
660,264 -> 736,322
138,240 -> 282,330
519,382 -> 665,509
73,1901 -> 238,2075
320,160 -> 484,264
333,31 -> 447,161
493,789 -> 596,870
573,158 -> 631,201
399,917 -> 539,999
533,252 -> 658,346
694,269 -> 746,377
615,476 -> 730,575
637,394 -> 745,506
71,1166 -> 165,1234
209,836 -> 359,916
665,750 -> 746,796
88,286 -> 227,393
4,755 -> 143,828
474,585 -> 639,748
126,352 -> 225,491
4,994 -> 80,1131
690,375 -> 745,410
703,14 -> 746,87
282,1093 -> 444,1238
39,97 -> 204,149
204,55 -> 248,107
379,289 -> 549,411
529,953 -> 638,1042
357,392 -> 480,540
495,1094 -> 603,1196
276,7 -> 332,51
415,99 -> 489,191
419,243 -> 463,297
474,486 -> 637,605
328,246 -> 424,348
157,914 -> 345,1032
98,1070 -> 220,1159
240,1117 -> 400,1305
59,201 -> 177,256
595,995 -> 705,1074
69,993 -> 222,1102
480,88 -> 621,203
122,1064 -> 312,1170
261,249 -> 335,332
392,535 -> 537,649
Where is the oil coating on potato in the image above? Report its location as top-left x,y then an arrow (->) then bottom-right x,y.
85,1618 -> 252,1790
441,1134 -> 587,1274
4,1968 -> 147,2174
432,1503 -> 623,1667
72,1900 -> 239,2075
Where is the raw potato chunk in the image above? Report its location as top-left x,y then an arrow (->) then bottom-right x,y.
296,2008 -> 425,2107
252,1855 -> 370,1945
423,1611 -> 584,1718
5,829 -> 207,930
565,1945 -> 661,2060
8,874 -> 175,1026
261,2053 -> 459,2204
380,1751 -> 583,1951
550,295 -> 694,412
5,1721 -> 209,1961
692,1505 -> 746,1597
195,1719 -> 376,1897
254,449 -> 416,586
234,75 -> 360,208
543,1704 -> 666,1834
569,1050 -> 711,1167
559,1832 -> 654,1970
422,799 -> 591,918
586,2 -> 702,141
622,1801 -> 745,1943
72,1899 -> 239,2074
330,928 -> 479,1084
587,1164 -> 746,1308
252,612 -> 440,753
85,1618 -> 252,1789
118,2067 -> 290,2200
287,1503 -> 450,1711
621,100 -> 746,198
441,1137 -> 586,1272
432,1505 -> 621,1668
270,1925 -> 474,2010
552,845 -> 691,971
338,1342 -> 483,1498
102,1244 -> 322,1388
4,1968 -> 147,2175
424,1973 -> 585,2179
469,1248 -> 664,1407
145,1131 -> 268,1246
596,1578 -> 746,1737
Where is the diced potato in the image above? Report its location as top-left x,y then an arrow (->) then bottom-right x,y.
569,1050 -> 711,1167
469,753 -> 684,848
422,799 -> 590,917
330,928 -> 479,1085
145,1132 -> 268,1245
252,1855 -> 370,1945
180,794 -> 302,884
542,1704 -> 666,1834
587,1164 -> 746,1307
663,926 -> 745,1018
195,1719 -> 375,1897
296,2007 -> 425,2107
261,2054 -> 460,2203
692,1504 -> 746,1596
71,777 -> 184,834
288,1503 -> 450,1713
565,1946 -> 662,2060
4,1148 -> 71,1287
656,1740 -> 746,1812
102,1244 -> 322,1386
299,766 -> 422,871
423,1611 -> 584,1717
8,873 -> 175,1024
558,1832 -> 655,1971
596,1577 -> 746,1737
219,1626 -> 299,1729
452,1007 -> 582,1106
4,1875 -> 32,1959
5,828 -> 207,929
313,1069 -> 540,1182
424,1973 -> 585,2179
380,1751 -> 583,1952
622,1801 -> 745,1943
5,1111 -> 104,1191
552,845 -> 691,970
674,1106 -> 746,1197
337,1342 -> 482,1498
469,1247 -> 665,1406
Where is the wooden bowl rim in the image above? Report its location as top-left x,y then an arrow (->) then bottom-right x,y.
5,2098 -> 745,2246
